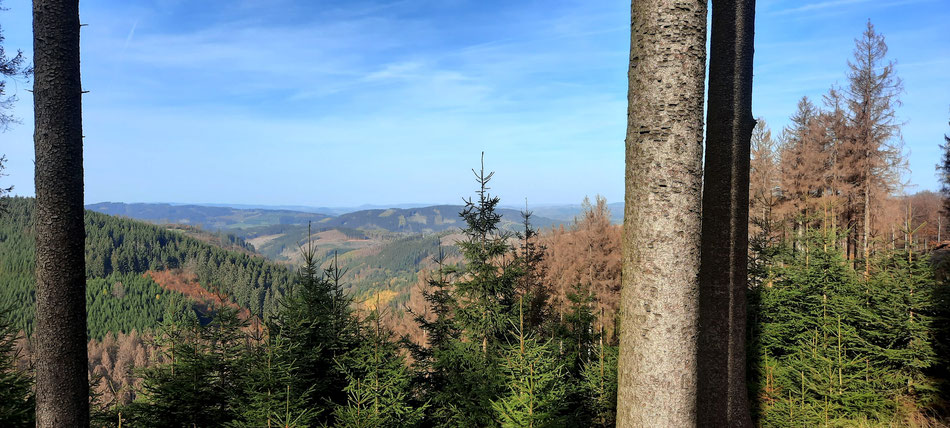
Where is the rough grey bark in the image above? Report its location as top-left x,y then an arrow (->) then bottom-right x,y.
32,0 -> 88,426
697,0 -> 756,426
617,0 -> 707,426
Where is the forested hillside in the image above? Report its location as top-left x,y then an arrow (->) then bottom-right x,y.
4,0 -> 950,425
87,202 -> 332,229
88,202 -> 560,236
0,197 -> 293,337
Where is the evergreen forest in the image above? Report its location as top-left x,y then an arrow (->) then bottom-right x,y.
1,0 -> 949,427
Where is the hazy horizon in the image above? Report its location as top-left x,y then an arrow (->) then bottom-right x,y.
1,0 -> 947,206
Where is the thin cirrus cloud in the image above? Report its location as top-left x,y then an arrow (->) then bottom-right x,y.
62,0 -> 627,206
0,0 -> 946,206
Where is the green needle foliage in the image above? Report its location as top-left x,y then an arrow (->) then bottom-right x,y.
750,230 -> 945,425
228,324 -> 315,428
0,306 -> 33,427
271,227 -> 360,422
133,307 -> 249,427
492,302 -> 567,428
580,340 -> 618,428
333,308 -> 426,427
452,157 -> 520,354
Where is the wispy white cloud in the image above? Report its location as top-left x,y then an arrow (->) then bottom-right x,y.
768,0 -> 935,16
121,20 -> 137,53
771,0 -> 873,15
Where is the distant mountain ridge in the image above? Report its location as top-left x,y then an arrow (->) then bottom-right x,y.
86,202 -> 567,233
87,202 -> 332,229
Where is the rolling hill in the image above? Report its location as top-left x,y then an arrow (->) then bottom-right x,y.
86,202 -> 332,229
86,202 -> 562,234
1,198 -> 294,338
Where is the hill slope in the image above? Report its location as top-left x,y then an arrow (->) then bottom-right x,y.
1,198 -> 293,338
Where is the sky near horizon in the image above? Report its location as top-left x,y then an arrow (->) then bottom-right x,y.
1,0 -> 948,207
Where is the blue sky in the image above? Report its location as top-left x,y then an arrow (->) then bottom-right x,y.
1,0 -> 948,207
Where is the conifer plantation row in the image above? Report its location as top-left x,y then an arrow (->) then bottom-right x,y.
0,197 -> 293,339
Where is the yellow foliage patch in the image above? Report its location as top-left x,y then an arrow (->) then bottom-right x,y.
361,289 -> 399,310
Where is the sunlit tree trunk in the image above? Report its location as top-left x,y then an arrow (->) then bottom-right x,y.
32,0 -> 88,425
697,0 -> 755,426
617,0 -> 706,425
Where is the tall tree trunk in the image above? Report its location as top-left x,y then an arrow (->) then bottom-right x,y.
863,166 -> 871,279
32,0 -> 88,426
697,0 -> 755,426
617,0 -> 706,425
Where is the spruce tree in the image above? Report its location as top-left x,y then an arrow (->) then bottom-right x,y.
415,155 -> 523,427
405,246 -> 459,403
271,227 -> 359,420
0,306 -> 33,427
579,339 -> 618,428
937,119 -> 950,222
747,231 -> 945,425
229,323 -> 314,427
515,208 -> 549,334
492,301 -> 567,427
32,0 -> 88,423
453,154 -> 518,353
136,308 -> 248,427
865,250 -> 939,410
333,308 -> 426,427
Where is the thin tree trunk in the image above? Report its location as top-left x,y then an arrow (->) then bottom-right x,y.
32,0 -> 88,426
863,174 -> 871,278
618,0 -> 707,425
697,0 -> 755,426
